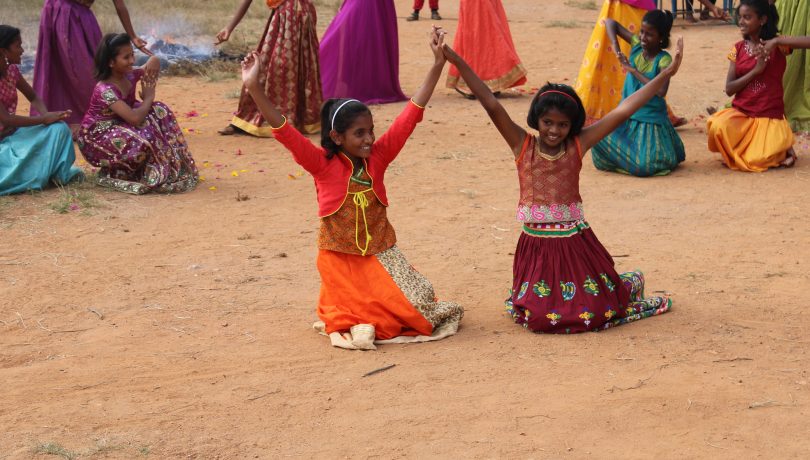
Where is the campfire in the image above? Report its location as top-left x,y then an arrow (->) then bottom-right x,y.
135,35 -> 218,67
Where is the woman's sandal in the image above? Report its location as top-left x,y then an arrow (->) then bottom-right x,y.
780,148 -> 797,168
454,88 -> 476,100
218,125 -> 239,135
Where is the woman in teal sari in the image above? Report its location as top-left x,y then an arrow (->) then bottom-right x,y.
0,25 -> 82,195
776,0 -> 809,133
591,10 -> 685,176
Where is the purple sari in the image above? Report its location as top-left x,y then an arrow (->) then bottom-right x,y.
319,0 -> 407,105
76,70 -> 198,195
32,0 -> 102,124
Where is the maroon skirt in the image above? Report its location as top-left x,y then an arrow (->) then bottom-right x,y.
505,221 -> 670,334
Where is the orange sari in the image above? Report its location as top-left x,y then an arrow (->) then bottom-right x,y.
446,0 -> 527,92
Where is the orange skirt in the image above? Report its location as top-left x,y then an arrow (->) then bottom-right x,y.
707,107 -> 795,172
446,0 -> 527,92
316,246 -> 463,340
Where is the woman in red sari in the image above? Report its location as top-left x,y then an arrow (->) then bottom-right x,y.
215,0 -> 322,136
446,0 -> 527,97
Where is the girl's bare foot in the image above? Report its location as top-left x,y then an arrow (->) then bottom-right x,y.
780,148 -> 797,168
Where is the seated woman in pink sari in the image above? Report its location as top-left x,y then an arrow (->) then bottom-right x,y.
76,33 -> 198,194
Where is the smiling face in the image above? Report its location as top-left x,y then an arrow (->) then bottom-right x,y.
331,112 -> 375,160
536,107 -> 572,149
109,43 -> 135,77
737,5 -> 766,39
639,22 -> 662,54
2,36 -> 23,65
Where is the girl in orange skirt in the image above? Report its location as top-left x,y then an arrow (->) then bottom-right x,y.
446,0 -> 526,97
240,28 -> 463,350
707,0 -> 810,171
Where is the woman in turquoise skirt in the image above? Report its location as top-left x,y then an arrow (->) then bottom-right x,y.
0,25 -> 82,195
591,10 -> 685,176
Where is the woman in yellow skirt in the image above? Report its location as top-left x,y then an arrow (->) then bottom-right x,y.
707,0 -> 810,171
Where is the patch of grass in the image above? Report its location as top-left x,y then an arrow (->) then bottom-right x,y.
85,437 -> 124,456
48,182 -> 101,215
138,445 -> 151,456
548,20 -> 582,28
33,441 -> 78,460
565,0 -> 599,10
224,88 -> 243,99
164,58 -> 241,81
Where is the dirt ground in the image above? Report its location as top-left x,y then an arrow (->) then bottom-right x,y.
3,0 -> 810,458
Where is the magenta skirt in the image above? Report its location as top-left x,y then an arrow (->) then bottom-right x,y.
32,0 -> 102,124
505,221 -> 670,334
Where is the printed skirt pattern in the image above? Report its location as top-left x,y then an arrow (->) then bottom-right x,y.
78,102 -> 198,194
231,0 -> 323,136
591,118 -> 685,176
505,221 -> 670,334
317,245 -> 464,341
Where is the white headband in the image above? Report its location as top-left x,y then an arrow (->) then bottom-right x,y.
331,99 -> 361,131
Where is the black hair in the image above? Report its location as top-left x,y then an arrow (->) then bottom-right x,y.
737,0 -> 779,40
642,10 -> 674,49
94,33 -> 132,80
319,98 -> 372,159
0,25 -> 21,50
527,83 -> 585,138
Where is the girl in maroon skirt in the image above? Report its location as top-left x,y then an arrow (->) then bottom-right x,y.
441,38 -> 684,333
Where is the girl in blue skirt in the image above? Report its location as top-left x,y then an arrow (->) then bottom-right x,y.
591,10 -> 686,177
0,25 -> 82,196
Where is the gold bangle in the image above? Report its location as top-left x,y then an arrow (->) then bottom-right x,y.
271,116 -> 287,130
410,99 -> 425,109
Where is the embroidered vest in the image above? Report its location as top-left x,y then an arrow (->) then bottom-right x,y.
515,135 -> 584,223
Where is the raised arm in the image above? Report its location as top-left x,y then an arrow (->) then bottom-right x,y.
441,43 -> 526,153
605,18 -> 634,55
112,0 -> 152,56
241,52 -> 322,172
372,28 -> 446,164
216,0 -> 253,45
580,37 -> 683,152
241,52 -> 285,128
411,26 -> 447,108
